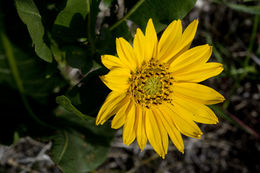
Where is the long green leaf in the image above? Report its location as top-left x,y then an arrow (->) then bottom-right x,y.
0,32 -> 51,128
210,105 -> 260,139
15,0 -> 52,62
223,2 -> 260,15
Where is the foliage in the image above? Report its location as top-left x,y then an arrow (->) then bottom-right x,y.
0,0 -> 197,172
15,0 -> 53,62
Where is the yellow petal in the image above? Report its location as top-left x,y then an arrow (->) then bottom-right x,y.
172,62 -> 224,83
151,108 -> 169,158
164,103 -> 203,138
158,19 -> 182,62
96,91 -> 127,125
136,105 -> 147,151
169,44 -> 212,73
133,28 -> 146,67
145,109 -> 164,158
173,96 -> 219,124
101,55 -> 125,70
111,96 -> 131,129
116,37 -> 137,71
145,18 -> 158,61
164,19 -> 199,63
157,106 -> 184,153
172,83 -> 225,105
123,100 -> 136,146
101,67 -> 130,92
180,19 -> 199,51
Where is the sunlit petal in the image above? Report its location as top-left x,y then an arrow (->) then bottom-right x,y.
173,62 -> 224,83
158,19 -> 182,62
136,105 -> 147,151
145,19 -> 158,61
96,91 -> 127,125
116,37 -> 138,71
123,100 -> 136,145
100,67 -> 130,92
172,83 -> 225,105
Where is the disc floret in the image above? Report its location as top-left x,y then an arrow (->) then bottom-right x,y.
129,58 -> 173,108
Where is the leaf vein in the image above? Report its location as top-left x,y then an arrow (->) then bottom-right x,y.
57,131 -> 69,164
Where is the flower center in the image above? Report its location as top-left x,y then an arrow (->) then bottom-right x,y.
143,77 -> 162,95
129,59 -> 173,108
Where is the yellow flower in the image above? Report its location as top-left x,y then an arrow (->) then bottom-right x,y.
96,19 -> 225,158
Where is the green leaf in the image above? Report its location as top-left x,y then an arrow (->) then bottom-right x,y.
55,107 -> 114,139
15,0 -> 53,62
50,129 -> 112,173
128,0 -> 197,31
54,0 -> 90,28
215,0 -> 260,15
52,0 -> 90,41
50,107 -> 114,173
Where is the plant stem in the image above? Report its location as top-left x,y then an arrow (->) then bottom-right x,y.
109,0 -> 145,31
210,105 -> 260,139
241,14 -> 259,79
87,0 -> 96,54
56,95 -> 95,121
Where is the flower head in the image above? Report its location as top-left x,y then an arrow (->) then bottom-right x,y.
96,19 -> 225,158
